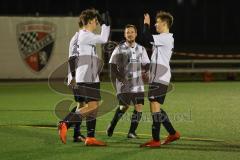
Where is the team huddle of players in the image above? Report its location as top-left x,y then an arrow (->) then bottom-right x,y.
58,8 -> 180,147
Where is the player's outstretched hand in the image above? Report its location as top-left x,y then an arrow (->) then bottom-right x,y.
144,13 -> 150,25
96,13 -> 103,25
101,11 -> 111,26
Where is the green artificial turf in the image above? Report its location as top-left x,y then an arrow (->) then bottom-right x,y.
0,82 -> 240,160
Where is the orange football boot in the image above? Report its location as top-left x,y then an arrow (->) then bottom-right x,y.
162,131 -> 180,145
58,122 -> 68,144
140,139 -> 161,147
85,137 -> 107,146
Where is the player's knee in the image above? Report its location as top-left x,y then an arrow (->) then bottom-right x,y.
150,101 -> 161,113
119,105 -> 129,112
77,102 -> 85,109
87,100 -> 98,107
134,104 -> 142,112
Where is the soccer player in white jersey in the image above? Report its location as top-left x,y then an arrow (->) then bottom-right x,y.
107,24 -> 150,138
140,11 -> 180,147
58,9 -> 110,146
57,15 -> 87,143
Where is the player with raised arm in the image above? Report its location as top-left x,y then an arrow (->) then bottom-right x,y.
140,11 -> 180,147
58,9 -> 110,146
57,14 -> 86,143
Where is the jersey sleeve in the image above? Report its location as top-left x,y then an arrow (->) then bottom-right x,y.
143,24 -> 154,44
152,34 -> 166,46
69,33 -> 79,57
84,24 -> 110,45
141,47 -> 150,65
109,47 -> 119,64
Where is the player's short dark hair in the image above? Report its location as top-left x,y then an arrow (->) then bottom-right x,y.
156,11 -> 173,28
80,9 -> 100,25
124,24 -> 137,32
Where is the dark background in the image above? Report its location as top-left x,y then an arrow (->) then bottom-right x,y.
1,0 -> 239,53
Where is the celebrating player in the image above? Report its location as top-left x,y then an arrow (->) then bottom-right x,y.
140,11 -> 180,147
58,9 -> 110,146
107,24 -> 150,138
60,14 -> 86,143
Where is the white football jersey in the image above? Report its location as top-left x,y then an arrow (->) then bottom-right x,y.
109,42 -> 150,94
69,32 -> 79,57
150,33 -> 174,84
75,24 -> 110,83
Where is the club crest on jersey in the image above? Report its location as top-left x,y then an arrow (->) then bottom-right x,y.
16,21 -> 56,72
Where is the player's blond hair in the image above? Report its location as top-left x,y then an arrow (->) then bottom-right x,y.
156,11 -> 174,28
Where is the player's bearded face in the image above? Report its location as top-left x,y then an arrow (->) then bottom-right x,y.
124,28 -> 137,43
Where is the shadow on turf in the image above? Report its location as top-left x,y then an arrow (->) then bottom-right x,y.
71,146 -> 150,160
158,143 -> 240,153
99,137 -> 240,153
1,126 -> 240,153
71,141 -> 240,153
